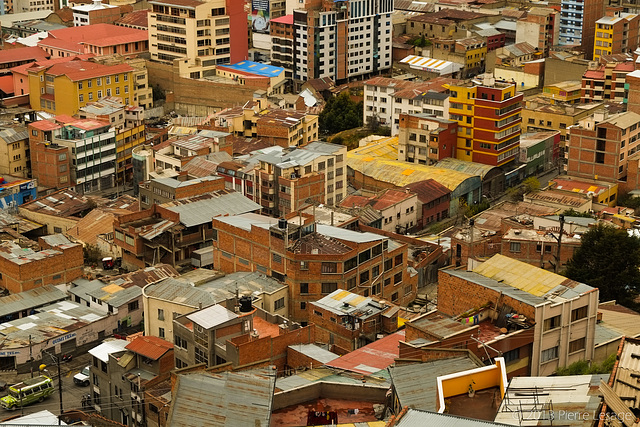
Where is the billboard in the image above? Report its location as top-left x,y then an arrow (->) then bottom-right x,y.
250,0 -> 270,33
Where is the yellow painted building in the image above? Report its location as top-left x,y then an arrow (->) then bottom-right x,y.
28,59 -> 136,116
542,81 -> 582,104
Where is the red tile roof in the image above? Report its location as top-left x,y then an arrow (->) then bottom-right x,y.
0,46 -> 49,65
52,6 -> 74,23
149,0 -> 203,7
39,23 -> 148,53
326,331 -> 404,375
30,119 -> 61,131
125,335 -> 173,360
0,75 -> 13,95
402,179 -> 451,204
42,59 -> 133,82
270,14 -> 293,25
115,9 -> 149,28
10,54 -> 95,75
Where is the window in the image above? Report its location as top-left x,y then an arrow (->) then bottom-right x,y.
346,276 -> 356,289
360,270 -> 370,284
272,253 -> 282,263
159,327 -> 165,338
384,259 -> 393,271
128,301 -> 139,311
345,257 -> 357,271
571,306 -> 588,321
569,337 -> 586,353
158,309 -> 164,320
394,254 -> 403,266
394,272 -> 402,284
541,346 -> 559,362
174,335 -> 187,350
300,302 -> 306,310
79,94 -> 84,102
300,261 -> 309,270
321,282 -> 337,294
300,283 -> 309,294
543,315 -> 561,331
274,297 -> 285,311
321,262 -> 337,273
510,242 -> 521,252
54,226 -> 62,233
503,348 -> 520,363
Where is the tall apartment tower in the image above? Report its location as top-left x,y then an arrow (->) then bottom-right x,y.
293,0 -> 393,84
447,77 -> 523,167
593,7 -> 640,60
559,0 -> 606,59
148,0 -> 247,77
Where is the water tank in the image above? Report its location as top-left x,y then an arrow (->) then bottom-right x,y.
278,218 -> 287,229
239,295 -> 253,313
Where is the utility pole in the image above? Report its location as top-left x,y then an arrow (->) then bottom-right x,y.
553,214 -> 565,274
29,335 -> 33,378
41,349 -> 63,425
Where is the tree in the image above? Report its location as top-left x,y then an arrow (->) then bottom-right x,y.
565,224 -> 640,305
319,92 -> 363,135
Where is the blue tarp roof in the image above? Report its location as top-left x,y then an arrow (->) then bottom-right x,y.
222,60 -> 284,77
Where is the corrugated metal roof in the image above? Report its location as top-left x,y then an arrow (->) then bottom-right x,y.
162,191 -> 261,227
186,304 -> 237,329
88,339 -> 130,362
125,335 -> 173,360
473,254 -> 591,299
347,154 -> 477,191
444,269 -> 545,306
168,369 -> 275,427
435,158 -> 502,180
394,409 -> 507,426
316,224 -> 385,243
287,344 -> 338,365
311,289 -> 383,318
0,285 -> 68,318
327,331 -> 405,375
0,127 -> 28,144
143,278 -> 216,307
389,357 -> 481,411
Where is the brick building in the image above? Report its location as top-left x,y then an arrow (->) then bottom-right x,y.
308,289 -> 399,352
567,110 -> 640,182
0,234 -> 83,294
581,59 -> 634,104
252,141 -> 347,215
438,254 -> 599,376
500,228 -> 581,271
340,189 -> 419,234
270,14 -> 294,83
397,113 -> 457,165
73,0 -> 122,26
401,179 -> 451,229
172,303 -> 315,373
138,175 -> 225,209
516,7 -> 559,56
211,212 -> 417,324
114,191 -> 260,269
153,131 -> 233,173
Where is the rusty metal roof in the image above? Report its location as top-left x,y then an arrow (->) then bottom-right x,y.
168,369 -> 276,427
125,335 -> 173,360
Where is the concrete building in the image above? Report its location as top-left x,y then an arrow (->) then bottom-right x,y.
0,235 -> 83,294
340,189 -> 418,234
363,77 -> 453,135
516,7 -> 559,56
292,0 -> 392,84
567,110 -> 640,182
431,37 -> 488,79
38,24 -> 148,58
519,131 -> 560,176
26,59 -> 136,116
0,301 -> 116,371
439,254 -> 599,376
406,9 -> 493,40
0,125 -> 29,178
73,0 -> 120,26
559,0 -> 606,59
18,189 -> 95,234
397,113 -> 457,165
270,14 -> 294,83
447,77 -> 523,167
593,8 -> 640,60
142,270 -> 288,342
309,289 -> 399,352
147,0 -> 247,76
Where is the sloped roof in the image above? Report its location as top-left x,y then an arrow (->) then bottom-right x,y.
0,46 -> 48,65
161,191 -> 261,228
39,23 -> 147,52
39,59 -> 133,82
435,158 -> 502,180
125,335 -> 173,360
67,208 -> 133,245
326,331 -> 405,375
168,370 -> 275,427
115,9 -> 148,28
88,339 -> 130,362
186,304 -> 238,329
402,179 -> 451,203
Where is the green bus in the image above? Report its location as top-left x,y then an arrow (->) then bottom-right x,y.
0,375 -> 54,410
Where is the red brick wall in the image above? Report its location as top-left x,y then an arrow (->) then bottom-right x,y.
287,346 -> 330,370
438,268 -> 535,319
500,237 -> 579,270
173,177 -> 225,199
0,243 -> 83,293
231,325 -> 315,372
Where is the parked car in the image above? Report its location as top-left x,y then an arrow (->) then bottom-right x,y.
73,366 -> 91,386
